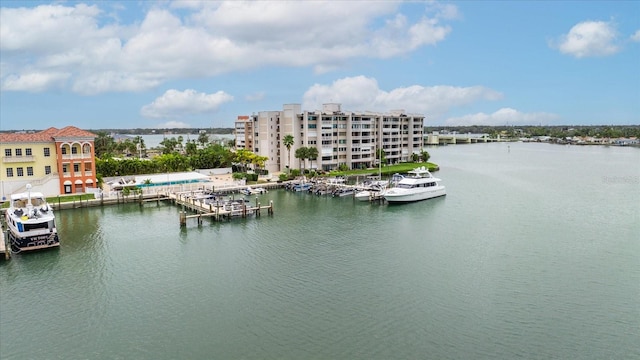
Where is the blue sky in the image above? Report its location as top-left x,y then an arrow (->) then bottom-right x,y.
1,0 -> 638,130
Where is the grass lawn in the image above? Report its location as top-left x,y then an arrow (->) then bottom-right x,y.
327,162 -> 438,178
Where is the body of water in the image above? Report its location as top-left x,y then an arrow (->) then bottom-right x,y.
1,142 -> 639,359
139,134 -> 234,149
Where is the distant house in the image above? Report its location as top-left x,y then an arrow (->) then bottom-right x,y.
0,126 -> 97,197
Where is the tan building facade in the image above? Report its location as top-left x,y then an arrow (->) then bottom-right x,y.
235,103 -> 425,174
0,126 -> 97,198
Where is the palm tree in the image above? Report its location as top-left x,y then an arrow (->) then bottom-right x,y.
421,150 -> 430,163
283,134 -> 294,173
294,147 -> 309,173
307,146 -> 318,171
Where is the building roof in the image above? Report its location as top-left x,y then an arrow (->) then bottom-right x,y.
0,126 -> 96,143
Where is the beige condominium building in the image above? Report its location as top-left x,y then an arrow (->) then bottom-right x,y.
235,103 -> 424,174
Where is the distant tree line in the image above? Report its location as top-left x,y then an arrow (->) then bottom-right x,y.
425,125 -> 640,139
94,132 -> 266,180
89,127 -> 233,136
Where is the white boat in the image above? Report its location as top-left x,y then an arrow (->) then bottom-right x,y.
4,184 -> 59,252
240,187 -> 267,195
383,167 -> 446,203
354,184 -> 387,202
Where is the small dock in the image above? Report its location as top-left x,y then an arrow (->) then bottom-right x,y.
0,229 -> 9,260
161,191 -> 274,226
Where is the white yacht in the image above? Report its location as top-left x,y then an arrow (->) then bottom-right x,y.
383,167 -> 446,203
4,185 -> 59,252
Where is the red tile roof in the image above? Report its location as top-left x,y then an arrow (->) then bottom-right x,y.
0,127 -> 96,143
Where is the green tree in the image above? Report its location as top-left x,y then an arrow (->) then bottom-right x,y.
160,137 -> 178,154
234,148 -> 253,173
294,147 -> 309,173
177,136 -> 184,151
282,134 -> 295,172
198,133 -> 209,147
421,150 -> 430,163
307,146 -> 318,171
185,140 -> 198,156
133,135 -> 146,158
95,132 -> 116,158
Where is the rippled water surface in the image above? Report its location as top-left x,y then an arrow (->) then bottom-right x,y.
1,143 -> 639,359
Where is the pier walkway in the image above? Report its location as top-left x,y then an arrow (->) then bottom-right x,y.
157,190 -> 274,226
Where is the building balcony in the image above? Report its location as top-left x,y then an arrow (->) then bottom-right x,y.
61,153 -> 92,160
3,155 -> 35,163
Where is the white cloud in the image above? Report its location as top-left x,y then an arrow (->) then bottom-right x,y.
154,121 -> 192,129
141,89 -> 234,119
302,76 -> 502,121
553,20 -> 620,58
2,71 -> 70,92
631,29 -> 640,42
0,1 -> 457,94
445,108 -> 560,126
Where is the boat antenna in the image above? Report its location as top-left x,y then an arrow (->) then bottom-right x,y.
26,183 -> 32,206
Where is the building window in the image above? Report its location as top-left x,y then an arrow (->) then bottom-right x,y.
6,168 -> 13,177
25,148 -> 32,156
62,164 -> 69,173
17,167 -> 24,177
15,149 -> 22,156
61,147 -> 67,155
27,167 -> 33,176
71,146 -> 78,154
4,149 -> 11,157
45,165 -> 52,175
73,164 -> 80,172
44,148 -> 50,157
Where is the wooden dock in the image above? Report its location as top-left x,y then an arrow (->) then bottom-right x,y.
158,191 -> 274,226
0,229 -> 9,260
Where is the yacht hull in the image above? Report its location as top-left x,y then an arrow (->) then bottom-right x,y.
384,186 -> 446,203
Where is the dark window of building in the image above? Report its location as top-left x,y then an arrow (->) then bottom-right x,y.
25,148 -> 32,156
61,147 -> 67,155
27,167 -> 33,176
17,167 -> 24,176
15,149 -> 22,156
45,165 -> 52,175
71,146 -> 78,154
6,168 -> 13,177
73,164 -> 80,172
4,149 -> 11,157
44,148 -> 50,157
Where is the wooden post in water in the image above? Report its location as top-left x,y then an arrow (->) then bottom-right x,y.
269,200 -> 273,215
179,211 -> 186,227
